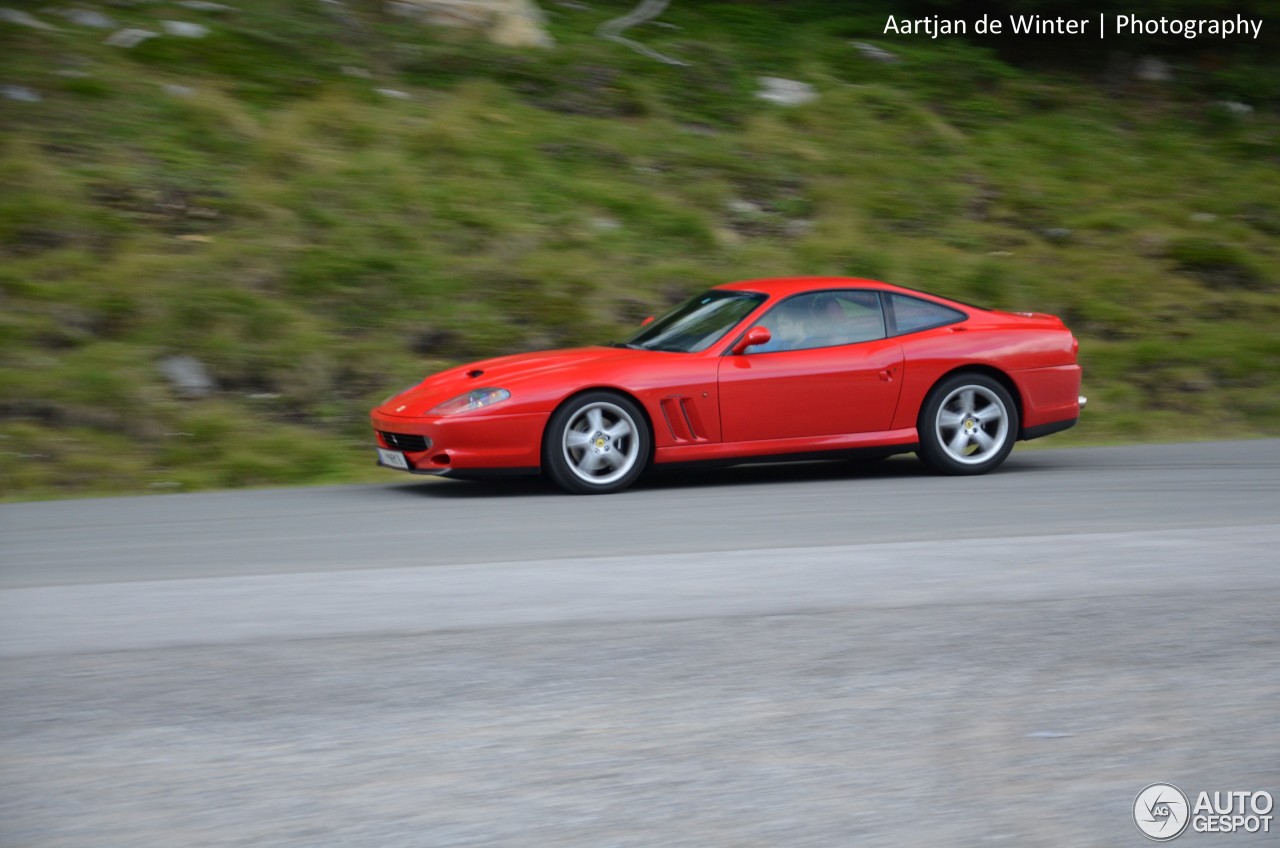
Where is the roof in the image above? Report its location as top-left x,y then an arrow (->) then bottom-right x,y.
713,276 -> 908,298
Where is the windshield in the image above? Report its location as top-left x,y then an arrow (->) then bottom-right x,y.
620,290 -> 766,353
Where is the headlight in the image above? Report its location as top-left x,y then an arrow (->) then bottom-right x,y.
429,388 -> 511,415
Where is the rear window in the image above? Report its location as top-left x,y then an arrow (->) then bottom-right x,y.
889,294 -> 967,335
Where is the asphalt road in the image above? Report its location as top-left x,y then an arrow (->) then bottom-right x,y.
2,439 -> 1278,589
2,440 -> 1278,846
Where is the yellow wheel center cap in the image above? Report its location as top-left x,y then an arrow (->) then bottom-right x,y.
964,417 -> 976,429
595,437 -> 606,448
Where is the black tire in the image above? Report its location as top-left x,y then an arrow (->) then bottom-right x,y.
543,391 -> 651,494
916,373 -> 1019,475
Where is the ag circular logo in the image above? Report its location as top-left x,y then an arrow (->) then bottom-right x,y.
1135,783 -> 1191,840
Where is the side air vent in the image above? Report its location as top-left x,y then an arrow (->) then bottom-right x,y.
659,397 -> 707,443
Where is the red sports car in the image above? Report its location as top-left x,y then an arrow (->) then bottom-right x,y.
371,277 -> 1085,493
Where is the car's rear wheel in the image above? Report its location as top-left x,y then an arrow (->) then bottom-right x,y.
916,373 -> 1018,475
543,392 -> 650,494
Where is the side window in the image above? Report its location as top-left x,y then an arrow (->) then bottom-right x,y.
888,294 -> 966,335
754,290 -> 887,353
826,290 -> 887,344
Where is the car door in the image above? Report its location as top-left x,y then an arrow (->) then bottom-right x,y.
717,290 -> 905,443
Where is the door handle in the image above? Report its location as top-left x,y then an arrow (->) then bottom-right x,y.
878,369 -> 893,382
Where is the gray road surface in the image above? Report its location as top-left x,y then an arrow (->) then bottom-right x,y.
2,439 -> 1277,588
2,441 -> 1278,846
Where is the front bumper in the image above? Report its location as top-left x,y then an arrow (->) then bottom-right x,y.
371,409 -> 546,472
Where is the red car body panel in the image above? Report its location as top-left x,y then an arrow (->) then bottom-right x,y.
718,337 -> 905,442
371,277 -> 1082,475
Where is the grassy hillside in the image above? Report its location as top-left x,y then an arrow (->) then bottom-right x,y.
2,0 -> 1278,499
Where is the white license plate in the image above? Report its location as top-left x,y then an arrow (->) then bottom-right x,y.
377,448 -> 409,470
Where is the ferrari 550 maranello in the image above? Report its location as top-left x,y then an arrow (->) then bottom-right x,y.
371,277 -> 1085,494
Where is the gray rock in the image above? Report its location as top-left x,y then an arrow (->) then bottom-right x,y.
1041,227 -> 1073,243
175,0 -> 236,11
104,27 -> 158,47
755,76 -> 818,107
784,218 -> 814,237
375,88 -> 411,99
162,83 -> 195,97
726,198 -> 764,216
1215,100 -> 1253,116
1178,375 -> 1214,393
678,123 -> 718,136
61,8 -> 115,28
161,19 -> 209,37
158,356 -> 216,398
1190,212 -> 1217,223
851,41 -> 899,63
388,0 -> 553,49
0,8 -> 57,29
1134,56 -> 1172,83
2,84 -> 42,102
340,65 -> 372,78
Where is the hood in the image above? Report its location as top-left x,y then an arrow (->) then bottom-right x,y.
438,346 -> 647,382
377,346 -> 658,417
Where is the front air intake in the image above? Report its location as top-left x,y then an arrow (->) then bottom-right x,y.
379,431 -> 430,452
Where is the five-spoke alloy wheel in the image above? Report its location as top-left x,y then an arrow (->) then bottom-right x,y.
544,392 -> 651,494
917,373 -> 1019,475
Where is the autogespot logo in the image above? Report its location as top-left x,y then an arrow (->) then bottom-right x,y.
1134,784 -> 1276,839
1135,783 -> 1191,841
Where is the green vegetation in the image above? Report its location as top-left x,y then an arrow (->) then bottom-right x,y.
2,0 -> 1278,499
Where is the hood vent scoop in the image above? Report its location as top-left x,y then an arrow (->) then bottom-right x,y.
467,369 -> 484,379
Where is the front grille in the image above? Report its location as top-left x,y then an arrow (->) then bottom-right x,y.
379,431 -> 430,452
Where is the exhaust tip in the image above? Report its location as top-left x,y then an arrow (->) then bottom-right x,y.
1078,395 -> 1088,411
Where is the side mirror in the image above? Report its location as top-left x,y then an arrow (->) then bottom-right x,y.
640,315 -> 655,327
732,326 -> 771,355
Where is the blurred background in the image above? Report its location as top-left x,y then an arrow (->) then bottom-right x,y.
2,0 -> 1278,499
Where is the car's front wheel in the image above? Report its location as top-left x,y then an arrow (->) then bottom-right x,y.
543,392 -> 650,494
916,373 -> 1018,475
